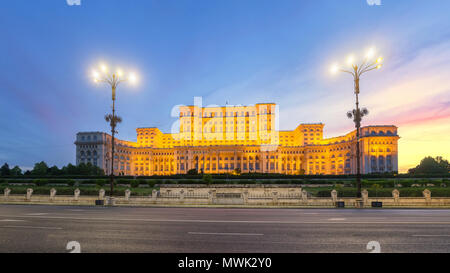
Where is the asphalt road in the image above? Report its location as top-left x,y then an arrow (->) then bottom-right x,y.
0,205 -> 450,253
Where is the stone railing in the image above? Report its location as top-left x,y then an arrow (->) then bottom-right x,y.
1,185 -> 450,207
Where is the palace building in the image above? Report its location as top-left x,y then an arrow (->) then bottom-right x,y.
75,103 -> 399,175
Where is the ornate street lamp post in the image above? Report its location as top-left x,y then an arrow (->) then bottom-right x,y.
92,64 -> 137,204
331,48 -> 383,200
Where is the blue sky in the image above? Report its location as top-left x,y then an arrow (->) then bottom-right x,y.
0,0 -> 449,171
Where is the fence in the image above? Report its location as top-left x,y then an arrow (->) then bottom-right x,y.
1,186 -> 450,207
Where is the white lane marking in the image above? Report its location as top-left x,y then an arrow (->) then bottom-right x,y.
1,214 -> 450,225
188,232 -> 263,236
328,218 -> 346,221
25,213 -> 49,216
412,235 -> 450,237
303,213 -> 318,215
0,219 -> 26,222
67,209 -> 85,212
0,225 -> 62,230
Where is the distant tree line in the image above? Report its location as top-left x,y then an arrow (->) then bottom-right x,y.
408,156 -> 449,174
0,161 -> 104,177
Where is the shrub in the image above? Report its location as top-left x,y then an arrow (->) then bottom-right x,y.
343,181 -> 355,187
117,179 -> 131,185
153,179 -> 163,185
202,174 -> 213,185
130,180 -> 140,188
79,179 -> 94,185
137,179 -> 148,185
183,179 -> 197,184
96,179 -> 106,187
34,179 -> 49,186
431,188 -> 450,197
187,169 -> 198,175
338,188 -> 358,197
362,180 -> 395,188
147,179 -> 156,188
399,188 -> 426,197
316,190 -> 332,197
67,179 -> 76,187
398,180 -> 423,188
366,188 -> 392,197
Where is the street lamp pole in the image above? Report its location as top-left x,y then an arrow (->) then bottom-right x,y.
350,69 -> 364,198
331,49 -> 383,199
106,76 -> 121,199
92,65 -> 137,203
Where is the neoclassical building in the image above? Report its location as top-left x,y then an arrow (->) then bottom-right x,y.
75,103 -> 399,176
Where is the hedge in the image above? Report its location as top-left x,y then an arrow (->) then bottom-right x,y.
1,173 -> 450,181
0,178 -> 448,188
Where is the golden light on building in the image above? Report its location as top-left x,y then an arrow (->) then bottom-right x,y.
75,103 -> 399,176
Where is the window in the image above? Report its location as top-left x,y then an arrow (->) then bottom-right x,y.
371,156 -> 377,172
378,156 -> 385,172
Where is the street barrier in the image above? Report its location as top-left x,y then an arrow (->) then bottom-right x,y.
1,185 -> 450,208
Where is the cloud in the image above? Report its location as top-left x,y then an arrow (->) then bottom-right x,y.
366,0 -> 381,6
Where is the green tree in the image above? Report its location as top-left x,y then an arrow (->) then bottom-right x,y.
61,163 -> 78,175
187,168 -> 198,175
48,165 -> 60,175
10,166 -> 22,176
408,156 -> 449,174
31,161 -> 49,175
0,163 -> 11,176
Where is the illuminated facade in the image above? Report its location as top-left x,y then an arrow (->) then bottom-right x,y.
75,103 -> 399,175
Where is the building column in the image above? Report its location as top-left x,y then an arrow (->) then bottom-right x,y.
216,151 -> 220,174
187,150 -> 192,171
234,151 -> 237,171
208,151 -> 211,173
277,152 -> 281,173
393,154 -> 398,173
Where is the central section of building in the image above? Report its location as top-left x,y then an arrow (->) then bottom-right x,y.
75,103 -> 399,175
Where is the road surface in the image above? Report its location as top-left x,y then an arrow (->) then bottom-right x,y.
0,205 -> 450,253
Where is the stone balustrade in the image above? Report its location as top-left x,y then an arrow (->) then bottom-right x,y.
0,185 -> 449,207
